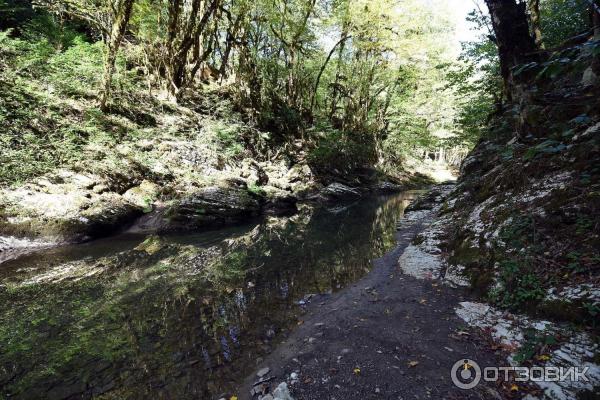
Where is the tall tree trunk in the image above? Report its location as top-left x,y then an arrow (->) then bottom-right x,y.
485,0 -> 538,101
310,34 -> 350,114
528,0 -> 544,48
329,20 -> 349,120
99,0 -> 135,111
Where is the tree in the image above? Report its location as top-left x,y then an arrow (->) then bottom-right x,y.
32,0 -> 135,109
484,0 -> 538,100
99,0 -> 135,110
163,0 -> 221,100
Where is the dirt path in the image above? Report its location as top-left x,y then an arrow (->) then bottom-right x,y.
238,199 -> 505,400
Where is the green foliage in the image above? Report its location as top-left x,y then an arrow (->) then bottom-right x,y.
446,8 -> 501,147
0,0 -> 476,185
491,259 -> 545,309
524,139 -> 568,160
582,302 -> 600,326
539,0 -> 590,48
247,183 -> 266,196
213,122 -> 245,158
308,125 -> 376,174
499,215 -> 535,249
512,40 -> 600,85
514,328 -> 557,363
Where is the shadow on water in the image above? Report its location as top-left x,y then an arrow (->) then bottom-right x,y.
0,192 -> 419,399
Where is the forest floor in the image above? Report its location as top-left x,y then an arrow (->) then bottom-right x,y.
237,187 -> 505,400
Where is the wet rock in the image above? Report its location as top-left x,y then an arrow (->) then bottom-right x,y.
373,181 -> 403,193
405,184 -> 453,212
317,183 -> 362,202
134,185 -> 262,232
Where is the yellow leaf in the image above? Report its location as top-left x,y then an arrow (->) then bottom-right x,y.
510,384 -> 519,392
408,361 -> 419,367
537,354 -> 551,361
230,396 -> 238,400
353,368 -> 361,375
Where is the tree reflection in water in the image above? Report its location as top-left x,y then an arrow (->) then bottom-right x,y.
0,192 -> 418,399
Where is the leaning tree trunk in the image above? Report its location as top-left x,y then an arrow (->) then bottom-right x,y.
99,0 -> 135,111
485,0 -> 538,101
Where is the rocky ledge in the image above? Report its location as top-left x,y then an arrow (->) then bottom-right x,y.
0,164 -> 411,255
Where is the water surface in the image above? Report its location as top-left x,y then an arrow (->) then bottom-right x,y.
0,192 -> 418,399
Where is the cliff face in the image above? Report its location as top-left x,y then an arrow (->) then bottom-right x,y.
439,42 -> 600,324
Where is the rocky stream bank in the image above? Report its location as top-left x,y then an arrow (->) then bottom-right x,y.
237,182 -> 599,400
0,151 -> 427,262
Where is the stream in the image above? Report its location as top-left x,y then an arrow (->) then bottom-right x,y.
0,192 -> 419,399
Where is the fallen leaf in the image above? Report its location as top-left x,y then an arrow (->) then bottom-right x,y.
353,368 -> 361,375
408,361 -> 419,367
230,396 -> 238,400
510,384 -> 519,392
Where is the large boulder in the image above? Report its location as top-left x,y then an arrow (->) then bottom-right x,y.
315,182 -> 362,202
130,185 -> 263,232
0,171 -> 144,247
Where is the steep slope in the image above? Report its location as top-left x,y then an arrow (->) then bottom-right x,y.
407,36 -> 600,400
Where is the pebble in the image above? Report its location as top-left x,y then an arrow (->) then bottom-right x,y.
272,382 -> 294,400
256,367 -> 270,378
